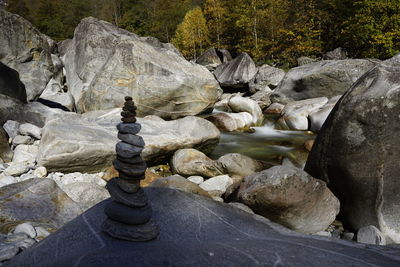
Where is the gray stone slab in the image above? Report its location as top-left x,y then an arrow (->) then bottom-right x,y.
6,188 -> 400,267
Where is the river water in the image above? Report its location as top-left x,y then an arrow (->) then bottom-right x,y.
209,118 -> 315,167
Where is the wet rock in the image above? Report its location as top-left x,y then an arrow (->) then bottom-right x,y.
277,97 -> 328,130
0,179 -> 82,228
61,17 -> 221,118
238,165 -> 340,234
274,59 -> 379,100
18,123 -> 41,140
171,149 -> 224,178
199,175 -> 233,198
357,226 -> 386,245
150,175 -> 211,198
305,54 -> 400,243
0,9 -> 54,101
214,53 -> 257,92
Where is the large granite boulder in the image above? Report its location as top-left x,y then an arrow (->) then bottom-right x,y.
37,112 -> 220,173
0,62 -> 26,103
250,64 -> 285,92
238,165 -> 340,234
305,54 -> 400,243
61,17 -> 221,118
273,59 -> 380,100
213,53 -> 257,92
0,9 -> 54,101
0,179 -> 82,228
7,188 -> 400,266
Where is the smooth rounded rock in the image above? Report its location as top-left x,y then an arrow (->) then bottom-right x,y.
116,142 -> 143,158
117,155 -> 144,165
116,123 -> 141,135
102,218 -> 159,242
104,202 -> 152,225
107,179 -> 147,207
117,133 -> 145,147
113,159 -> 147,178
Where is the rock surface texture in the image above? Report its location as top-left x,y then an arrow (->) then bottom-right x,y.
7,188 -> 400,266
61,17 -> 221,118
0,9 -> 54,101
273,59 -> 380,100
102,96 -> 159,241
305,54 -> 400,243
238,165 -> 340,234
213,53 -> 257,92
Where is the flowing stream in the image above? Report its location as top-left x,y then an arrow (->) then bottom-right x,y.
209,118 -> 315,167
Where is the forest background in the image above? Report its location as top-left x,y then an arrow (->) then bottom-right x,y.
3,0 -> 400,67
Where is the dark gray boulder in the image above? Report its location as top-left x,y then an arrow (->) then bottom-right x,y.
7,188 -> 400,266
0,9 -> 54,101
305,54 -> 400,244
0,62 -> 26,103
273,59 -> 380,100
196,48 -> 232,70
213,53 -> 257,92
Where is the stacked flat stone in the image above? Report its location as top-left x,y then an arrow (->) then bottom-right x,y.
102,96 -> 159,241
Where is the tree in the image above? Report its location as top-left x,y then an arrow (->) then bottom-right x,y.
172,7 -> 210,59
204,0 -> 227,48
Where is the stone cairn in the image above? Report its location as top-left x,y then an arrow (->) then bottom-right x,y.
102,96 -> 159,241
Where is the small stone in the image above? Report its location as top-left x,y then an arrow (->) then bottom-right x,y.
357,225 -> 386,245
117,155 -> 144,165
0,244 -> 19,261
342,231 -> 355,241
107,179 -> 147,207
124,96 -> 133,101
199,175 -> 233,198
117,133 -> 145,147
12,135 -> 34,146
14,222 -> 37,239
33,167 -> 47,178
187,176 -> 204,185
116,142 -> 143,158
116,178 -> 141,193
3,162 -> 31,176
3,120 -> 20,139
113,159 -> 147,178
18,123 -> 42,139
116,123 -> 141,135
12,144 -> 39,164
121,110 -> 137,118
122,105 -> 137,112
304,139 -> 315,152
118,170 -> 145,181
102,218 -> 159,241
121,117 -> 137,123
104,202 -> 152,225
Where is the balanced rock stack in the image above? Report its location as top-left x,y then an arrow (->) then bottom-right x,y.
102,96 -> 159,241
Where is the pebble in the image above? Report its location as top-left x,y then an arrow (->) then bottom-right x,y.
187,176 -> 204,185
12,135 -> 34,146
116,142 -> 143,158
199,175 -> 233,197
117,133 -> 145,147
116,123 -> 141,135
14,223 -> 37,239
33,167 -> 47,178
341,231 -> 355,241
18,123 -> 42,139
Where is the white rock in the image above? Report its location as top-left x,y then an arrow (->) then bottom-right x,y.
18,173 -> 38,182
12,144 -> 39,164
14,223 -> 37,239
33,166 -> 47,178
187,176 -> 204,185
357,225 -> 386,245
3,120 -> 20,139
2,162 -> 31,176
18,123 -> 42,139
199,175 -> 233,197
228,95 -> 264,125
12,135 -> 34,146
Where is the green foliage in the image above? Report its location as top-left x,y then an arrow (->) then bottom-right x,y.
172,7 -> 210,59
4,0 -> 400,66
